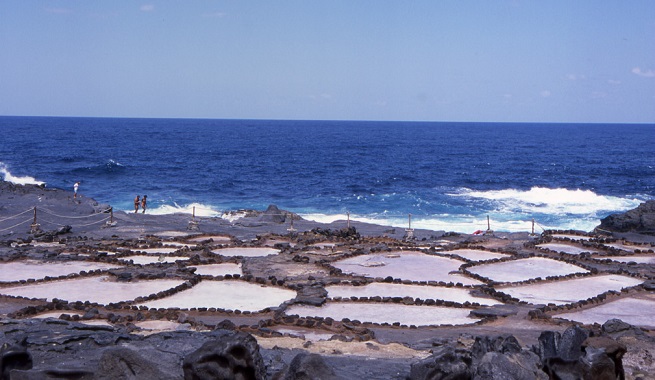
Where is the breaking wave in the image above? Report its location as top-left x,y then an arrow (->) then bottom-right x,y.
0,162 -> 45,186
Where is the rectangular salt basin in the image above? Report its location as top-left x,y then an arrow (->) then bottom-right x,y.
137,280 -> 296,312
0,260 -> 123,282
333,251 -> 482,285
190,263 -> 242,276
211,247 -> 280,257
551,234 -> 592,241
285,302 -> 480,327
467,257 -> 588,283
134,247 -> 181,254
327,283 -> 500,306
603,242 -> 650,253
497,275 -> 643,305
556,297 -> 655,329
536,243 -> 598,255
0,276 -> 185,304
444,249 -> 510,261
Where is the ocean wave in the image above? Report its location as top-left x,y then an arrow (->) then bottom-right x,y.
0,162 -> 45,186
449,186 -> 643,216
71,159 -> 126,176
137,202 -> 222,217
300,211 -> 597,233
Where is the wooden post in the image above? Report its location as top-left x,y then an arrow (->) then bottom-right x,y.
487,215 -> 490,231
532,218 -> 535,235
347,211 -> 350,228
193,206 -> 196,221
30,207 -> 40,234
405,213 -> 414,239
110,207 -> 114,224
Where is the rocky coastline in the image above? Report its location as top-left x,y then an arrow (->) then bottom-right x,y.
1,182 -> 654,379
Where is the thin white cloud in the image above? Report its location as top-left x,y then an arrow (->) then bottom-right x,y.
566,74 -> 577,81
607,79 -> 621,85
540,90 -> 552,98
140,4 -> 155,12
631,67 -> 655,78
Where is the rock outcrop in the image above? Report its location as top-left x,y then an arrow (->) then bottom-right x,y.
596,200 -> 655,235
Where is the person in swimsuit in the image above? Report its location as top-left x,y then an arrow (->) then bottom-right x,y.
134,195 -> 140,213
141,195 -> 147,213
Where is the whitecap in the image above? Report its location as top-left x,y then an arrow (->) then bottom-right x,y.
0,162 -> 45,186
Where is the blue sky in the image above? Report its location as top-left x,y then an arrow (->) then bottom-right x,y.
1,1 -> 654,123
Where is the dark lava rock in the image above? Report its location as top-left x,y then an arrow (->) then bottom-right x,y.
282,352 -> 340,380
597,200 -> 655,235
259,205 -> 288,224
536,325 -> 626,380
295,284 -> 327,306
96,347 -> 175,380
410,345 -> 472,380
182,331 -> 265,380
469,305 -> 519,318
1,339 -> 33,380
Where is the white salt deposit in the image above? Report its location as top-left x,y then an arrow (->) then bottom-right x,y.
190,263 -> 242,276
273,327 -> 335,341
467,257 -> 588,283
326,283 -> 500,306
156,231 -> 197,238
0,276 -> 185,304
498,275 -> 643,305
137,280 -> 296,312
536,243 -> 598,255
285,302 -> 481,327
162,242 -> 196,248
333,251 -> 481,285
119,255 -> 189,265
556,297 -> 655,329
445,249 -> 510,261
211,247 -> 280,257
0,260 -> 124,282
594,255 -> 655,264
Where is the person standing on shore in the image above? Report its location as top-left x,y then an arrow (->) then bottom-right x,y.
141,195 -> 147,213
73,182 -> 79,199
134,195 -> 140,213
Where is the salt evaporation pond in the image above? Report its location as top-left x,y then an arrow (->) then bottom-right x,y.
326,283 -> 500,306
536,243 -> 598,255
595,255 -> 655,264
119,255 -> 190,265
497,275 -> 643,305
285,302 -> 480,327
137,280 -> 296,312
467,257 -> 588,283
333,251 -> 481,285
211,247 -> 280,257
0,276 -> 185,304
0,260 -> 123,282
555,297 -> 655,329
187,235 -> 231,244
190,263 -> 242,276
444,249 -> 510,261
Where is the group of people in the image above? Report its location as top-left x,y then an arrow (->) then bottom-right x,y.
134,195 -> 147,213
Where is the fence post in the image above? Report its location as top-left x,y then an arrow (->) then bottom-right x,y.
188,206 -> 199,230
405,213 -> 414,239
347,211 -> 350,228
30,207 -> 41,234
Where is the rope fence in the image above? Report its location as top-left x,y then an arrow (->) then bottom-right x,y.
0,204 -> 552,236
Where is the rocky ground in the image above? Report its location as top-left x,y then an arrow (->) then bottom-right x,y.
1,182 -> 654,379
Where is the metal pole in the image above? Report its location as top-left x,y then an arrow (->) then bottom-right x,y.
487,215 -> 490,231
33,207 -> 37,224
347,211 -> 350,228
193,206 -> 196,220
532,218 -> 535,235
408,213 -> 412,229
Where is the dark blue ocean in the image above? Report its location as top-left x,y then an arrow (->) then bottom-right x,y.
1,117 -> 654,232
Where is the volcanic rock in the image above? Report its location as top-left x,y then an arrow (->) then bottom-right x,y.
597,200 -> 655,235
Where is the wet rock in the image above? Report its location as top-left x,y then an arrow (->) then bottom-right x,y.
182,331 -> 265,380
475,351 -> 547,380
597,200 -> 655,235
10,367 -> 94,380
282,353 -> 340,380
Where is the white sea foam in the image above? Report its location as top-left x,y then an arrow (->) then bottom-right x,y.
452,187 -> 641,216
0,162 -> 45,186
146,203 -> 221,217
